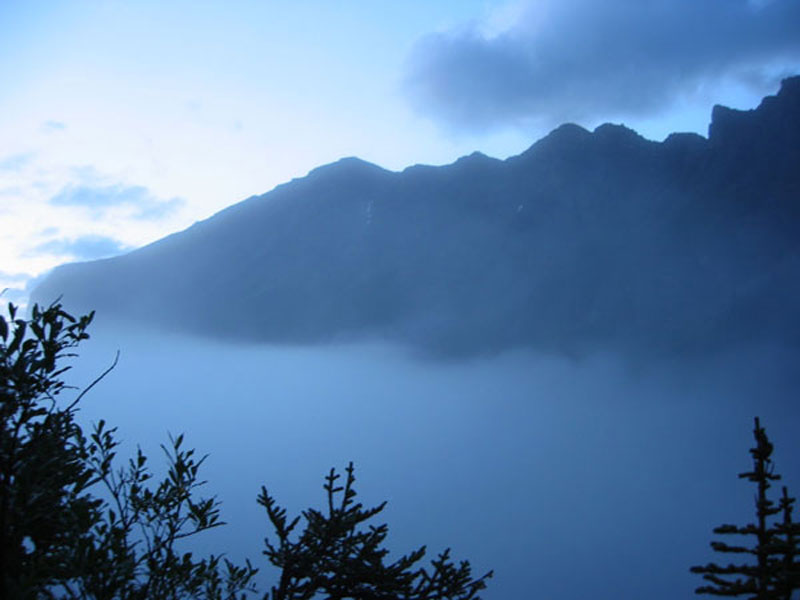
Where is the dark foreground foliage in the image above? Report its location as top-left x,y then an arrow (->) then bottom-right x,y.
691,418 -> 800,599
0,301 -> 491,599
260,462 -> 491,600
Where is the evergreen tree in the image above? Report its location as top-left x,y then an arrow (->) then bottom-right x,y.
773,487 -> 800,599
691,417 -> 800,599
259,462 -> 493,600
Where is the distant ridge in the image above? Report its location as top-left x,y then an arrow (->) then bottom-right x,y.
33,76 -> 800,359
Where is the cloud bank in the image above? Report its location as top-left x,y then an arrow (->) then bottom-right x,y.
404,0 -> 800,132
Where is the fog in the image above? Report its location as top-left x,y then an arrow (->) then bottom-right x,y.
62,323 -> 800,600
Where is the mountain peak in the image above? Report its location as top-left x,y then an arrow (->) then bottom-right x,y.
592,122 -> 645,142
518,123 -> 590,159
543,122 -> 591,143
306,156 -> 388,180
452,150 -> 500,168
709,75 -> 800,145
777,74 -> 800,98
457,150 -> 489,162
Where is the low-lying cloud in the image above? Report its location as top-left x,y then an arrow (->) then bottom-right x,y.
62,325 -> 800,600
404,0 -> 800,132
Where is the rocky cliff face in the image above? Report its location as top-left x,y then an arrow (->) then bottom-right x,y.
33,77 -> 800,359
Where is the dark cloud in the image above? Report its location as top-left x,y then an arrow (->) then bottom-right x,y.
50,184 -> 183,220
404,0 -> 800,131
30,234 -> 131,261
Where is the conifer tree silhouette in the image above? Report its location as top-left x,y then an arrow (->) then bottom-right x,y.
691,417 -> 800,599
258,462 -> 492,600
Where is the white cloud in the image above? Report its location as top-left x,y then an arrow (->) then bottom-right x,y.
50,182 -> 184,221
27,234 -> 131,261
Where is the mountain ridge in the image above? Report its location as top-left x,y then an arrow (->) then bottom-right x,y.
33,76 -> 800,359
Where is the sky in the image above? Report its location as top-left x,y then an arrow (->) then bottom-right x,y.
1,0 -> 799,305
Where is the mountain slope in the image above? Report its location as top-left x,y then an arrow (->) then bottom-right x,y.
33,76 -> 800,358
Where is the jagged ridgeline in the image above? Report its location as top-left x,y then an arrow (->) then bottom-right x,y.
32,77 -> 800,358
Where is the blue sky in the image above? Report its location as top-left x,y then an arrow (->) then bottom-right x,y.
1,0 -> 798,304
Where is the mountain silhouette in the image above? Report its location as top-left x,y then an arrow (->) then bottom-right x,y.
33,76 -> 800,358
